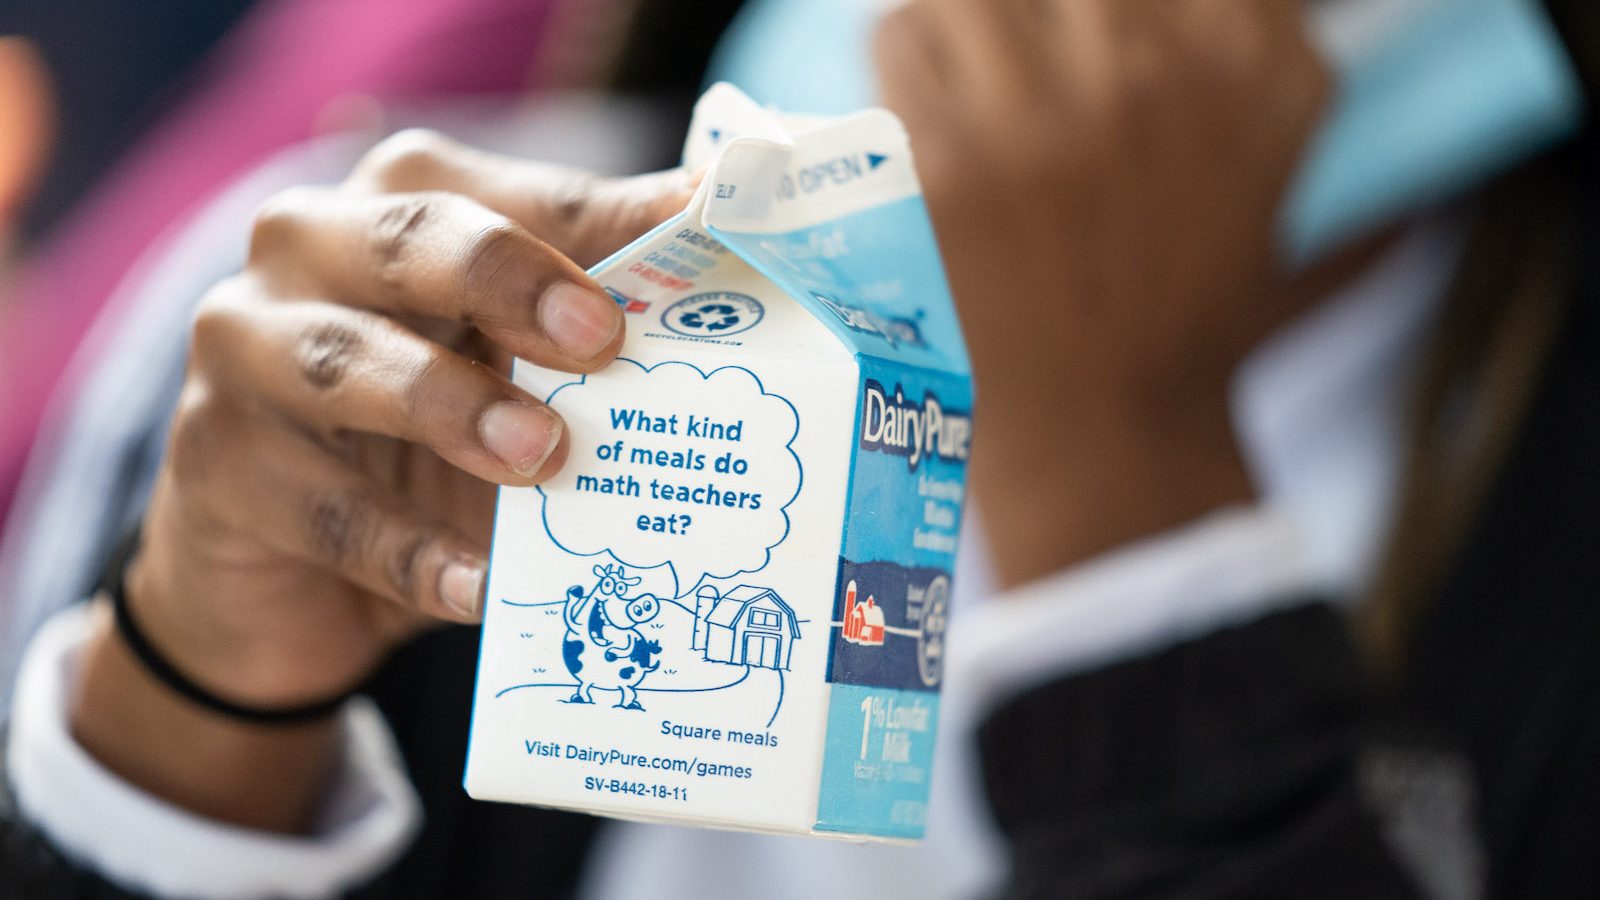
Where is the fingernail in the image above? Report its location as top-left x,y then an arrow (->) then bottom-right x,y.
440,558 -> 485,620
539,281 -> 619,361
481,402 -> 563,478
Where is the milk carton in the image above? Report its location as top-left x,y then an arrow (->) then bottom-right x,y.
463,84 -> 973,841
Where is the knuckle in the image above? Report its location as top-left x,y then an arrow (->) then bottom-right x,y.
384,528 -> 438,605
294,318 -> 366,390
370,194 -> 439,294
400,353 -> 511,455
356,128 -> 453,192
398,349 -> 449,427
552,173 -> 601,228
166,384 -> 227,491
565,182 -> 650,265
188,277 -> 252,368
248,186 -> 320,264
303,488 -> 374,568
459,220 -> 532,314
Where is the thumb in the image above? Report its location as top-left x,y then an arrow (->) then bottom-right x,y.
561,168 -> 702,267
349,129 -> 698,268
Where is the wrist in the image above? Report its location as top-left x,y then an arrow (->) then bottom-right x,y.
973,384 -> 1255,590
113,550 -> 355,723
125,526 -> 382,708
70,603 -> 341,833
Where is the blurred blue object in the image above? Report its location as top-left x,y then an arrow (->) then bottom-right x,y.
1285,0 -> 1584,260
706,0 -> 881,117
707,0 -> 1585,262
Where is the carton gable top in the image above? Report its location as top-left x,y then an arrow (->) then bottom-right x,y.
676,83 -> 971,378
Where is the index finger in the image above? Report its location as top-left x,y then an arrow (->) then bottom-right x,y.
349,129 -> 697,267
248,185 -> 624,373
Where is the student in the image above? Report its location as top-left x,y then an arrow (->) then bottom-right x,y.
3,1 -> 1598,898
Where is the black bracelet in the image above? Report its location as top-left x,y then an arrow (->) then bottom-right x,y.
102,524 -> 355,725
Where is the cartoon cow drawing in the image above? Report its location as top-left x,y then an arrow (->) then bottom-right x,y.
560,564 -> 663,710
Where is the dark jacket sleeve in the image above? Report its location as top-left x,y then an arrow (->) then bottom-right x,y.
0,626 -> 601,900
1,746 -> 151,899
975,602 -> 1428,900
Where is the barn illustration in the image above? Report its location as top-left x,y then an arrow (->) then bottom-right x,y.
841,579 -> 885,646
692,585 -> 800,670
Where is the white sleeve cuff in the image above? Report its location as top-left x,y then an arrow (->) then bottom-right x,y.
5,601 -> 423,900
945,505 -> 1318,713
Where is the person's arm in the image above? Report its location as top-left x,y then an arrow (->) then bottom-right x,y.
4,130 -> 692,895
65,132 -> 688,832
72,606 -> 342,833
938,508 -> 1433,899
974,602 -> 1420,899
5,603 -> 422,899
872,1 -> 1437,895
873,0 -> 1355,590
1,762 -> 145,900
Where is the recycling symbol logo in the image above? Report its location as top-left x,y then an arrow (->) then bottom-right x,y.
661,291 -> 765,338
678,303 -> 740,332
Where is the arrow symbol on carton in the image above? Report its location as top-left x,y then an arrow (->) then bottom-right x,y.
866,152 -> 888,170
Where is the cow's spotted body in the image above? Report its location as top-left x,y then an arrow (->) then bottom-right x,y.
560,565 -> 662,710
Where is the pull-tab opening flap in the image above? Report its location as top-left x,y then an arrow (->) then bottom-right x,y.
685,84 -> 970,378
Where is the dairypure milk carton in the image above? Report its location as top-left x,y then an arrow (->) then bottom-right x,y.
463,84 -> 972,841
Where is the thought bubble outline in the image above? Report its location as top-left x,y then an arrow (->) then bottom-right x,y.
535,358 -> 804,598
